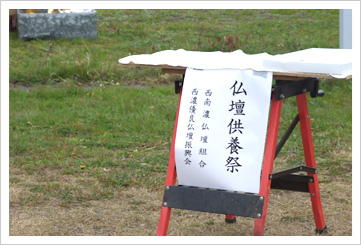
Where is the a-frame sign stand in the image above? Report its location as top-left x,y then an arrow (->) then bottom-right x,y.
156,77 -> 327,236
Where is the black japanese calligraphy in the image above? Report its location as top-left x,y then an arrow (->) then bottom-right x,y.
190,97 -> 197,104
225,156 -> 242,173
229,100 -> 245,115
189,114 -> 195,122
203,110 -> 210,118
186,132 -> 193,140
183,88 -> 199,165
183,87 -> 213,167
192,88 -> 198,95
226,137 -> 243,154
227,118 -> 244,134
200,136 -> 208,143
184,150 -> 192,157
199,148 -> 207,155
201,123 -> 209,130
230,80 -> 247,96
199,160 -> 206,168
187,123 -> 195,130
225,80 -> 248,173
204,98 -> 211,106
185,141 -> 192,148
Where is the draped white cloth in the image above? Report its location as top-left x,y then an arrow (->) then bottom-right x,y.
119,48 -> 352,79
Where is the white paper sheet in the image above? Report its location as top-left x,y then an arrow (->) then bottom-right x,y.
119,48 -> 352,78
174,68 -> 273,194
262,48 -> 352,79
119,49 -> 269,70
119,49 -> 269,71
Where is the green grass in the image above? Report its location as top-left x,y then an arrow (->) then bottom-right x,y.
10,84 -> 177,195
9,9 -> 339,85
9,80 -> 352,207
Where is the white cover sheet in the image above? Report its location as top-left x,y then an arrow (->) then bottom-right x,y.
119,48 -> 352,78
262,48 -> 352,79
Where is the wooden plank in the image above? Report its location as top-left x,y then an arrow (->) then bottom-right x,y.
273,72 -> 350,80
162,68 -> 186,74
121,63 -> 185,70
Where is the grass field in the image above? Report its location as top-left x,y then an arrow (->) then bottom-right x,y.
8,9 -> 352,236
10,9 -> 340,85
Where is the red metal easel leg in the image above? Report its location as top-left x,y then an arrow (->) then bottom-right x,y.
156,89 -> 182,236
253,94 -> 283,236
296,93 -> 326,232
225,215 -> 236,223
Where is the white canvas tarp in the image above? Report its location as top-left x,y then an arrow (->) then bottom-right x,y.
119,48 -> 352,78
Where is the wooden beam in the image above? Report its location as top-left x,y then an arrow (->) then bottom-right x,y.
161,68 -> 186,74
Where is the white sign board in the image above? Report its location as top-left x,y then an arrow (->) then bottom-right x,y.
174,68 -> 273,194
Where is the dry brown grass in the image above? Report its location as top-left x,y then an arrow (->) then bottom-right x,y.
10,179 -> 352,236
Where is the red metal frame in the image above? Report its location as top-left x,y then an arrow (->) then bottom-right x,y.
296,93 -> 326,230
225,214 -> 236,222
253,94 -> 283,236
253,92 -> 326,235
156,89 -> 182,236
157,90 -> 326,236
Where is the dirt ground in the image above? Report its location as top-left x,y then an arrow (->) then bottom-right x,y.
9,180 -> 352,237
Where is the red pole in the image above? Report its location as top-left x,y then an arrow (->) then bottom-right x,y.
253,94 -> 282,236
156,89 -> 182,236
296,93 -> 326,231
